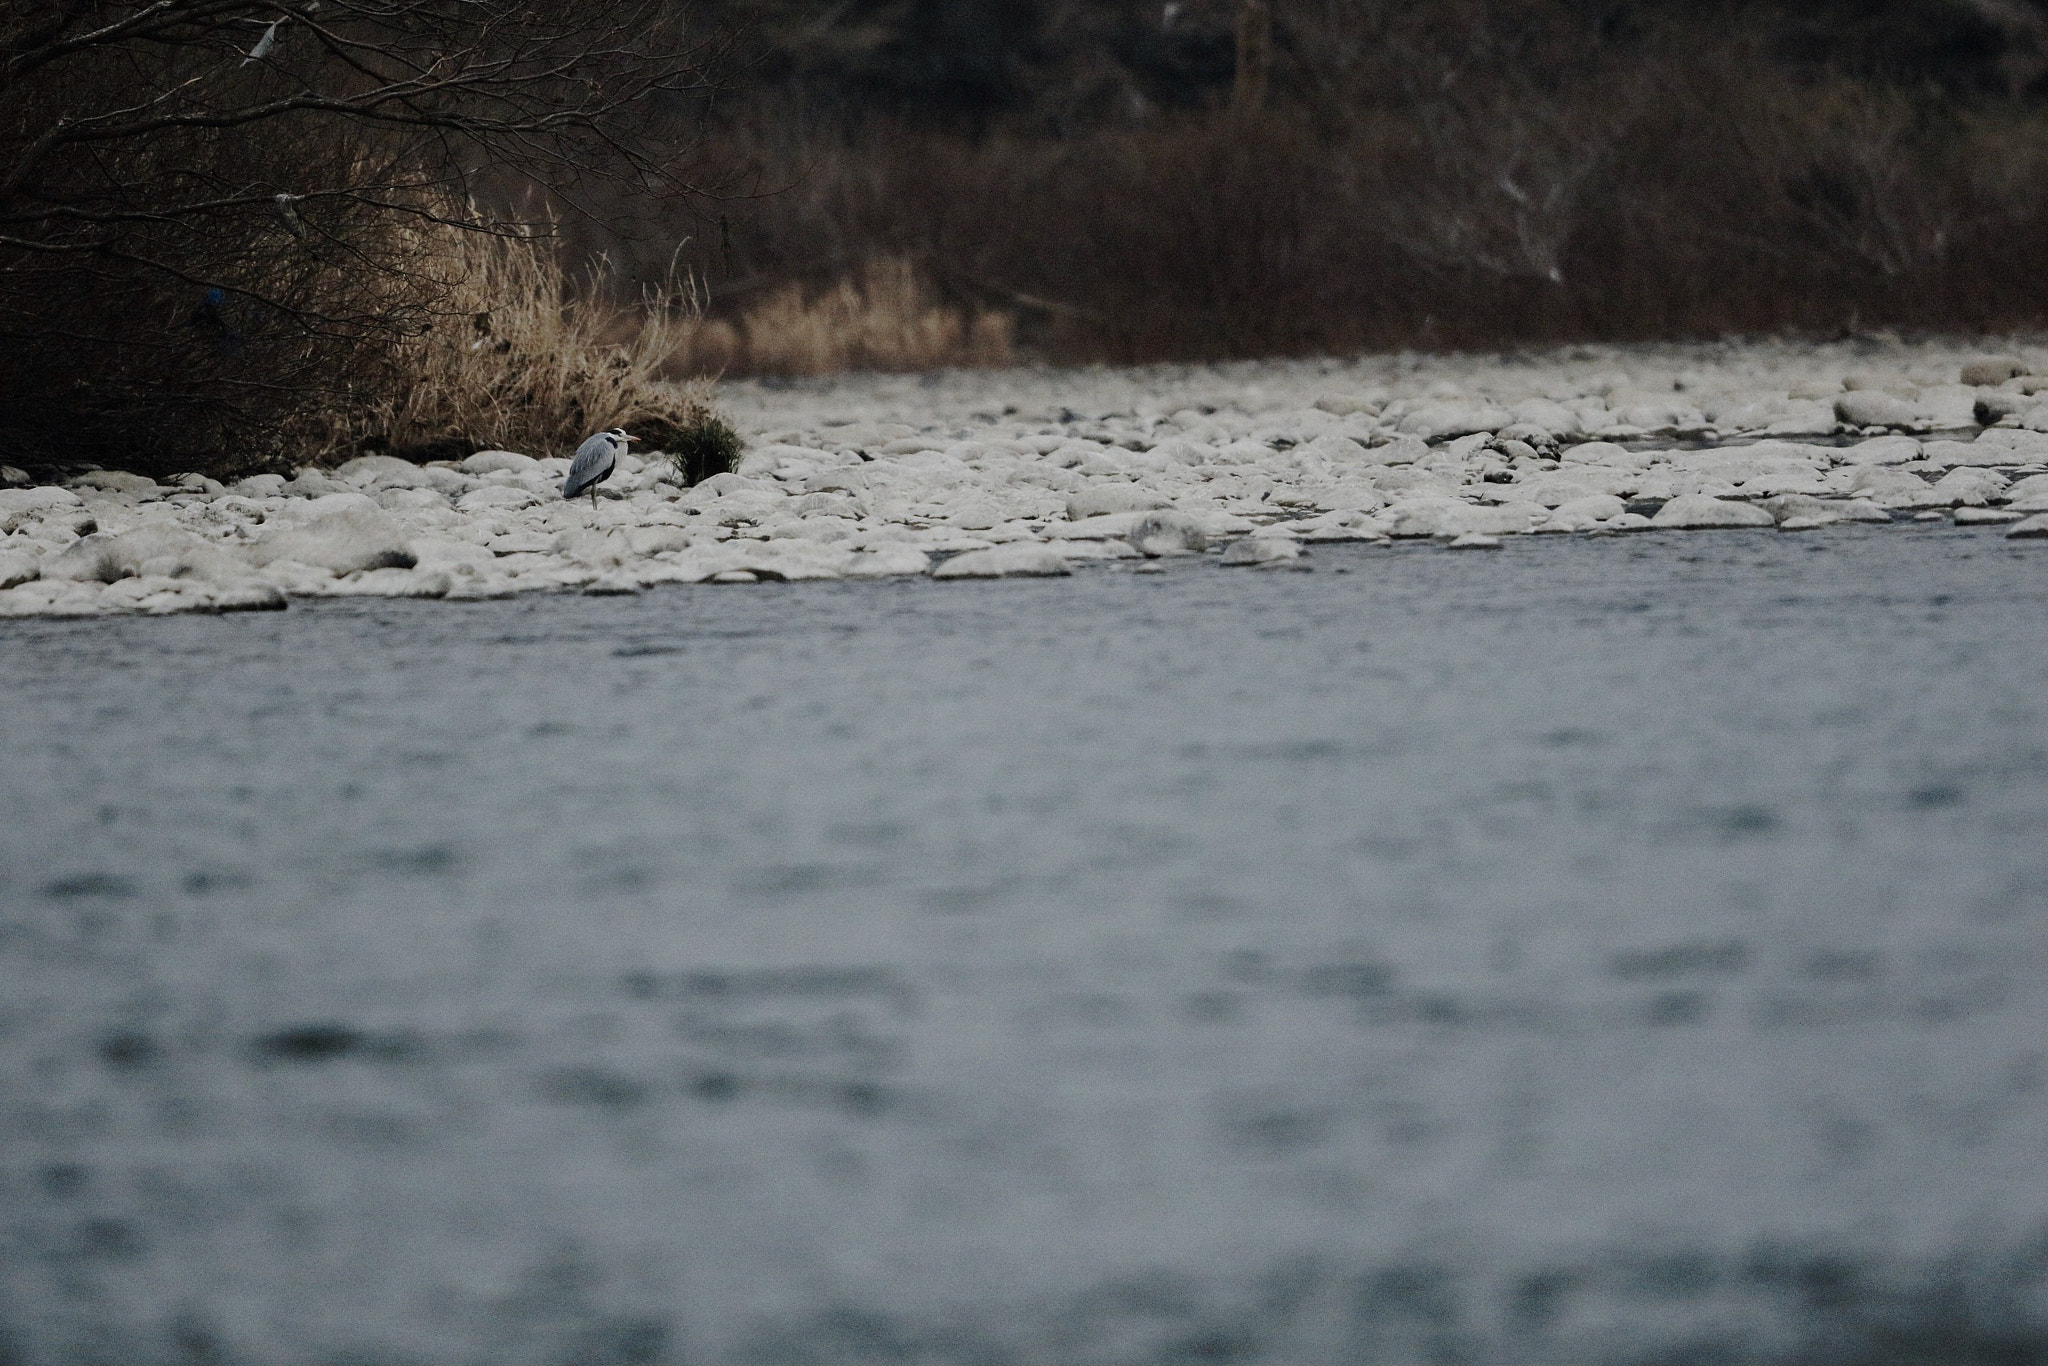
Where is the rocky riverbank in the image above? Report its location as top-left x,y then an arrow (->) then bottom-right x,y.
4,340 -> 2047,618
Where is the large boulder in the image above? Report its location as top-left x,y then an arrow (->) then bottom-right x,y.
335,454 -> 422,486
1043,512 -> 1145,541
1961,356 -> 2028,386
1844,467 -> 1944,508
0,486 -> 84,533
931,544 -> 1071,579
247,504 -> 416,575
1385,498 -> 1535,538
1929,467 -> 2007,507
68,469 -> 164,499
1220,536 -> 1302,565
2003,474 -> 2048,512
461,450 -> 538,475
281,470 -> 350,498
844,546 -> 931,577
40,525 -> 241,583
1835,435 -> 1921,465
0,550 -> 39,589
1539,494 -> 1628,532
1833,390 -> 1918,429
1648,496 -> 1776,529
1067,485 -> 1173,519
2006,513 -> 2048,539
1398,400 -> 1513,441
1127,510 -> 1209,557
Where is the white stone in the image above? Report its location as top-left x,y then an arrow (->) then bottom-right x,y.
0,550 -> 40,589
1398,400 -> 1511,441
931,544 -> 1071,579
40,525 -> 239,583
248,506 -> 415,576
1954,507 -> 2019,525
1833,391 -> 1918,429
331,568 -> 452,598
255,559 -> 339,594
734,449 -> 784,477
281,470 -> 351,498
489,531 -> 555,555
1760,494 -> 1851,529
2002,474 -> 2048,511
1540,494 -> 1628,532
2006,513 -> 2048,538
458,485 -> 543,512
1127,511 -> 1209,557
1916,384 -> 1980,428
1510,473 -> 1630,506
627,526 -> 695,556
1836,435 -> 1921,464
69,470 -> 163,499
1313,394 -> 1379,417
1385,498 -> 1533,538
1648,496 -> 1776,529
844,547 -> 931,577
1044,512 -> 1144,540
1300,433 -> 1372,462
375,487 -> 449,511
1146,438 -> 1213,465
1056,539 -> 1142,560
1220,537 -> 1301,565
1066,485 -> 1173,519
1844,466 -> 1943,508
1558,441 -> 1648,469
1923,430 -> 2048,466
0,487 -> 84,533
97,574 -> 187,610
1973,428 -> 2048,460
1446,532 -> 1502,549
717,540 -> 853,582
461,450 -> 538,474
209,581 -> 289,612
1961,356 -> 2027,386
336,454 -> 421,485
1509,398 -> 1582,435
1929,467 -> 2007,507
1366,436 -> 1428,465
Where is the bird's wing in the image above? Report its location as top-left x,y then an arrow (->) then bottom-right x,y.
562,435 -> 616,498
242,20 -> 280,63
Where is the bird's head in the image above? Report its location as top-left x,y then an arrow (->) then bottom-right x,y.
608,428 -> 635,445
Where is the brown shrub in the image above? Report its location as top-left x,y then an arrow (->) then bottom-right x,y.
637,1 -> 2048,370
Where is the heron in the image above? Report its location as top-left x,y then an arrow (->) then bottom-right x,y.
563,428 -> 634,509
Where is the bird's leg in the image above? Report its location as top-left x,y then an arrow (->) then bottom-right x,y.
590,487 -> 599,514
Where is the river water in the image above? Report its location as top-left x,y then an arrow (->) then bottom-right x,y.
3,524 -> 2045,1366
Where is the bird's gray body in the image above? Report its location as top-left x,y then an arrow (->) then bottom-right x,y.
563,428 -> 630,503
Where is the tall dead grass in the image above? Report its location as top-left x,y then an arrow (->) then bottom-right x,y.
656,256 -> 1014,378
318,229 -> 719,463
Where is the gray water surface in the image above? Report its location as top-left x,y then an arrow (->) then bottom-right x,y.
3,527 -> 2046,1365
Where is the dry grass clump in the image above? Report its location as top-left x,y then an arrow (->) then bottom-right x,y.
655,407 -> 745,485
656,256 -> 1015,378
322,229 -> 722,465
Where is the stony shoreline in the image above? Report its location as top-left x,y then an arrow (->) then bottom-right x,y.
4,340 -> 2046,619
